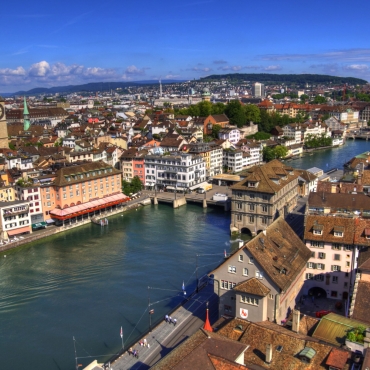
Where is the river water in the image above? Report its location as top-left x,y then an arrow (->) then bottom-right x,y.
0,140 -> 369,370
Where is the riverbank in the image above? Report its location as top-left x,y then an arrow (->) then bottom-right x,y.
0,197 -> 147,253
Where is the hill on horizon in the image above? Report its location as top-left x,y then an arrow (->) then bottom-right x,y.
201,73 -> 368,85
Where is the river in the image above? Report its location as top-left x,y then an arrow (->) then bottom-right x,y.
0,204 -> 232,370
0,139 -> 369,370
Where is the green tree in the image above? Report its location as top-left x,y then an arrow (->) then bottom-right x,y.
274,145 -> 288,159
312,96 -> 326,104
263,146 -> 275,162
300,94 -> 309,103
211,102 -> 225,115
225,100 -> 246,127
197,101 -> 213,117
247,132 -> 271,140
244,104 -> 261,123
211,124 -> 222,139
131,176 -> 143,193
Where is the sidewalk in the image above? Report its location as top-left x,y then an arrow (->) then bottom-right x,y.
109,284 -> 217,370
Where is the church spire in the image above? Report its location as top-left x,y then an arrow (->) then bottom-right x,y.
23,96 -> 30,131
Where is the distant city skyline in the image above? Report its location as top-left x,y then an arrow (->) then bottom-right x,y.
1,0 -> 369,93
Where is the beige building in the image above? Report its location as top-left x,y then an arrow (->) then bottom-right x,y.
230,160 -> 299,235
210,217 -> 311,324
0,97 -> 9,148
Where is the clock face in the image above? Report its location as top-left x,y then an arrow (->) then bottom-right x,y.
0,104 -> 4,120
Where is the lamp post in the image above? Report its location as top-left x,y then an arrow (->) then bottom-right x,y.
148,286 -> 154,332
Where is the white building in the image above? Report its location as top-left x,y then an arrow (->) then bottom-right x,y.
218,128 -> 241,145
252,82 -> 265,98
0,200 -> 32,238
144,153 -> 206,190
15,185 -> 44,224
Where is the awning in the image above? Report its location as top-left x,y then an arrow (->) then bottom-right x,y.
46,219 -> 56,224
50,193 -> 129,219
7,226 -> 31,236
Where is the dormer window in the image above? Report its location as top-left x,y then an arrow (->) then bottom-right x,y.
333,226 -> 344,237
248,182 -> 257,187
313,224 -> 323,235
365,229 -> 370,240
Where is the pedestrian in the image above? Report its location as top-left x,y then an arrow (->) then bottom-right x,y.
168,316 -> 172,324
147,343 -> 150,349
143,338 -> 147,347
165,314 -> 168,322
129,347 -> 133,355
173,318 -> 177,326
135,350 -> 139,359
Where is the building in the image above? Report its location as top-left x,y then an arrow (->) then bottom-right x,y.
0,200 -> 32,239
218,127 -> 241,145
144,152 -> 206,191
210,217 -> 311,323
302,191 -> 370,303
15,183 -> 44,225
230,160 -> 299,235
0,97 -> 9,148
252,82 -> 265,98
43,161 -> 127,223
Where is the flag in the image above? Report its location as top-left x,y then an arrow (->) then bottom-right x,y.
120,326 -> 123,339
224,249 -> 227,258
182,281 -> 186,296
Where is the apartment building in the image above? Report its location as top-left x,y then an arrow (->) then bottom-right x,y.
282,121 -> 331,144
302,191 -> 370,302
144,152 -> 206,190
0,200 -> 32,238
230,160 -> 299,235
15,184 -> 44,224
218,128 -> 241,144
210,217 -> 311,323
186,142 -> 223,178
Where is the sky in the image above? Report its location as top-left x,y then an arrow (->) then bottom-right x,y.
1,0 -> 370,93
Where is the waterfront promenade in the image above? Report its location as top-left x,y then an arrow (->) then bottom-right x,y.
108,283 -> 218,370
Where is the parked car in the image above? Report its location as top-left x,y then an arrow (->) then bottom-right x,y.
315,310 -> 333,318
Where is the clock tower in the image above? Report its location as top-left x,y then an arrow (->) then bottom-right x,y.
0,97 -> 8,148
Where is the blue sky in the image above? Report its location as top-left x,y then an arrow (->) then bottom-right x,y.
1,0 -> 370,93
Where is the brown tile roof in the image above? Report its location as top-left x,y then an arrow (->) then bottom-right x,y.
325,348 -> 350,369
308,192 -> 370,211
53,161 -> 120,187
316,181 -> 363,194
244,217 -> 311,291
234,278 -> 271,297
351,281 -> 370,325
211,114 -> 229,123
232,159 -> 298,194
151,329 -> 248,370
358,246 -> 370,270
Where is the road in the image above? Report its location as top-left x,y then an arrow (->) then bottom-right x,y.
109,284 -> 218,370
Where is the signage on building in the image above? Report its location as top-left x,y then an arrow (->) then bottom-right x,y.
240,308 -> 248,319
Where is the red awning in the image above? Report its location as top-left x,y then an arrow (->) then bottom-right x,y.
7,226 -> 31,236
50,193 -> 129,220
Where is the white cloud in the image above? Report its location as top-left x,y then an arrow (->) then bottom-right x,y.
165,74 -> 180,79
29,61 -> 50,77
344,64 -> 369,72
263,65 -> 281,71
0,66 -> 26,76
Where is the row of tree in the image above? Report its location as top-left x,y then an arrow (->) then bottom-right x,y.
304,134 -> 333,148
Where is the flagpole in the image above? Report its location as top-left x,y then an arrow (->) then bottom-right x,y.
148,286 -> 152,332
73,336 -> 78,370
120,326 -> 123,350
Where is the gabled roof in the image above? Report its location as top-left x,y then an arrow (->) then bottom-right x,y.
234,278 -> 270,297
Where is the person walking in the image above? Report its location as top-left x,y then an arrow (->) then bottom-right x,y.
173,318 -> 177,326
143,338 -> 147,347
165,314 -> 168,322
168,316 -> 172,324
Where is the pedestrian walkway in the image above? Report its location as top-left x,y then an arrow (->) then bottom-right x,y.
110,284 -> 217,370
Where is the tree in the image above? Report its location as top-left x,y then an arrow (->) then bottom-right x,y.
224,100 -> 246,127
274,145 -> 288,159
262,145 -> 288,162
300,94 -> 309,103
211,124 -> 222,139
131,176 -> 143,193
197,101 -> 213,117
312,96 -> 326,104
263,146 -> 275,162
244,105 -> 261,123
211,102 -> 225,115
247,132 -> 271,140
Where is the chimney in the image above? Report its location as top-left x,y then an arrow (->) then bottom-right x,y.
266,343 -> 272,364
292,309 -> 300,333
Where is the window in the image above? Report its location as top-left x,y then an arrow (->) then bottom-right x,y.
249,257 -> 254,264
331,265 -> 341,272
318,252 -> 326,259
334,254 -> 341,261
241,295 -> 259,306
332,244 -> 341,250
307,262 -> 314,269
224,305 -> 232,314
243,267 -> 248,276
236,214 -> 242,221
228,265 -> 236,274
311,251 -> 315,258
236,192 -> 242,199
249,204 -> 255,211
249,216 -> 254,223
332,276 -> 338,284
47,201 -> 51,207
344,245 -> 351,251
346,261 -> 350,267
255,271 -> 263,279
313,229 -> 322,235
249,193 -> 255,199
236,202 -> 242,209
334,231 -> 343,237
238,254 -> 244,262
306,273 -> 314,279
221,280 -> 236,290
315,274 -> 324,282
268,294 -> 274,299
63,194 -> 67,199
262,205 -> 267,212
317,263 -> 325,270
331,291 -> 338,297
312,241 -> 324,248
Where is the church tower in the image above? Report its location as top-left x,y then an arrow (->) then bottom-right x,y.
23,96 -> 31,131
0,97 -> 9,148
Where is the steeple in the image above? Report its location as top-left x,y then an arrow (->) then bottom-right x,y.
23,96 -> 30,131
